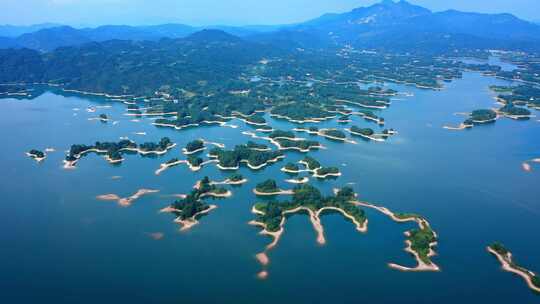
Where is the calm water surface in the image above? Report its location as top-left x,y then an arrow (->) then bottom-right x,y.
0,69 -> 539,303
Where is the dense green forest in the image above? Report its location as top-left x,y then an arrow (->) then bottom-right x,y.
253,185 -> 364,232
209,144 -> 283,168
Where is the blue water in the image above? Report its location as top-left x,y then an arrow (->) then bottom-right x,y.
0,70 -> 539,303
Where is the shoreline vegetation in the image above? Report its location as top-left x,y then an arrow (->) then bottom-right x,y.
26,149 -> 46,162
444,97 -> 537,130
353,201 -> 439,272
160,177 -> 231,231
281,157 -> 341,179
253,179 -> 293,196
250,180 -> 440,275
207,143 -> 285,171
96,189 -> 159,207
242,130 -> 324,152
346,126 -> 397,142
293,127 -> 357,144
249,185 -> 367,278
63,137 -> 175,169
488,243 -> 540,293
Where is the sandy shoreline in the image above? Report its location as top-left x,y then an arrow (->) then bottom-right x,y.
172,205 -> 218,231
242,131 -> 323,152
487,247 -> 540,293
270,113 -> 336,124
253,189 -> 294,196
250,202 -> 370,277
285,177 -> 309,184
182,147 -> 206,155
97,189 -> 159,207
210,178 -> 248,186
336,99 -> 389,109
443,123 -> 473,131
353,201 -> 439,271
67,143 -> 176,169
281,160 -> 340,179
345,129 -> 386,142
26,152 -> 46,162
294,128 -> 357,144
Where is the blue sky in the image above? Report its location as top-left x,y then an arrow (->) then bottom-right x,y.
2,0 -> 539,26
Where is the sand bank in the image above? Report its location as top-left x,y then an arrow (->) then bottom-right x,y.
253,189 -> 294,196
285,177 -> 309,184
146,232 -> 164,240
97,189 -> 159,207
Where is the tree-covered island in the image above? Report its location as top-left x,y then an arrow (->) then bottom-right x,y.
162,177 -> 229,231
208,144 -> 284,170
254,179 -> 292,196
488,242 -> 540,293
183,139 -> 206,154
280,156 -> 341,179
64,137 -> 174,168
26,149 -> 46,162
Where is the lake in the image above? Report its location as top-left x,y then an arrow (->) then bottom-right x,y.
0,68 -> 539,303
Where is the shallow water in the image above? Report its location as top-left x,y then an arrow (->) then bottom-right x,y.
0,69 -> 539,303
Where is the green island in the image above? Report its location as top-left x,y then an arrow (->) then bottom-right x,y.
488,242 -> 540,293
295,127 -> 355,143
268,130 -> 296,139
183,139 -> 206,154
162,177 -> 229,231
27,149 -> 46,161
281,156 -> 341,179
64,137 -> 174,168
490,85 -> 515,93
470,109 -> 498,123
463,109 -> 498,126
408,227 -> 437,265
246,141 -> 270,151
450,85 -> 537,128
320,129 -> 347,140
270,103 -> 334,123
283,162 -> 300,174
273,138 -> 322,152
250,185 -> 369,276
301,156 -> 321,171
314,167 -> 340,178
495,85 -> 540,110
498,104 -> 532,119
227,173 -> 246,184
350,126 -> 374,136
208,144 -> 284,170
347,125 -> 395,142
252,185 -> 365,232
187,155 -> 203,168
254,179 -> 291,196
244,114 -> 267,126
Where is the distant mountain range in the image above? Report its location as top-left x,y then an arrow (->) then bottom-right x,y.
0,23 -> 62,37
1,0 -> 540,53
0,23 -> 281,52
